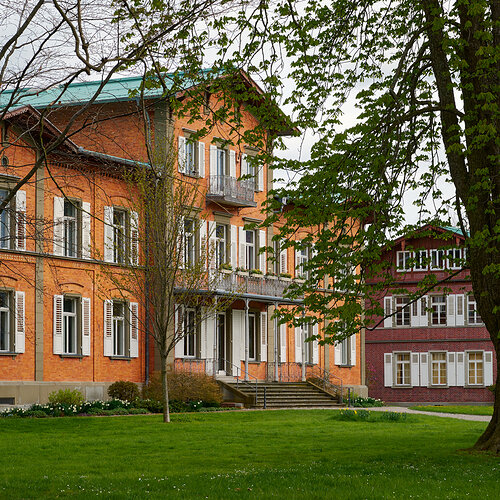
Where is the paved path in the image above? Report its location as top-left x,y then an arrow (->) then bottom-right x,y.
357,406 -> 492,422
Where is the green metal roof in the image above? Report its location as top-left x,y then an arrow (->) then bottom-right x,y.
0,71 -> 212,110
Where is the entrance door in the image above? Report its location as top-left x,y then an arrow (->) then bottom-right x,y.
217,312 -> 226,372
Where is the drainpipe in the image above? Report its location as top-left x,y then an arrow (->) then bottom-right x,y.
274,302 -> 279,381
244,298 -> 249,381
301,309 -> 306,381
144,190 -> 151,385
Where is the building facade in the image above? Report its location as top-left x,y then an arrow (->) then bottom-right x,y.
366,226 -> 496,404
0,73 -> 366,405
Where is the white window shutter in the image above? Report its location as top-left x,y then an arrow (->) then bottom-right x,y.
447,352 -> 456,386
384,353 -> 393,387
241,153 -> 247,176
411,353 -> 419,387
447,295 -> 456,327
230,225 -> 238,269
411,299 -> 419,327
174,304 -> 185,358
280,323 -> 287,362
53,197 -> 65,256
257,164 -> 264,192
456,352 -> 465,386
259,229 -> 266,273
232,310 -> 245,376
81,201 -> 91,259
209,144 -> 217,176
207,220 -> 216,268
81,297 -> 91,356
103,206 -> 114,263
129,302 -> 139,358
238,226 -> 245,268
420,352 -> 429,387
178,136 -> 186,173
130,210 -> 139,266
295,247 -> 300,278
260,311 -> 267,362
279,240 -> 287,274
103,299 -> 113,356
202,308 -> 215,361
295,325 -> 302,363
350,333 -> 356,366
15,190 -> 26,251
383,297 -> 392,328
53,295 -> 64,354
15,291 -> 25,353
312,324 -> 319,365
484,351 -> 493,386
456,294 -> 465,325
334,340 -> 342,366
198,142 -> 205,178
419,296 -> 428,326
229,150 -> 236,178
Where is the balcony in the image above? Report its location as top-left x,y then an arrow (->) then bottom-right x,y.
214,271 -> 303,301
207,175 -> 256,208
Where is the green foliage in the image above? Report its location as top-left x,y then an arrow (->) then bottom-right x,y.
334,410 -> 408,423
107,381 -> 140,402
344,396 -> 384,407
128,407 -> 149,415
48,389 -> 84,406
413,405 -> 493,416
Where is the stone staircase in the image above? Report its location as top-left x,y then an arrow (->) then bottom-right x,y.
222,381 -> 343,409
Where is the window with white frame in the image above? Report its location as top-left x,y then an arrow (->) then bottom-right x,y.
395,297 -> 411,326
430,249 -> 446,270
63,199 -> 80,257
63,297 -> 78,355
414,249 -> 428,271
395,352 -> 411,386
183,308 -> 197,357
104,206 -> 138,266
183,218 -> 196,266
467,295 -> 482,324
0,291 -> 10,351
0,189 -> 11,249
185,140 -> 197,176
467,352 -> 484,386
396,251 -> 412,271
431,296 -> 447,325
216,147 -> 227,177
113,208 -> 127,264
245,230 -> 256,270
112,301 -> 127,357
241,153 -> 257,190
179,135 -> 204,178
296,246 -> 309,278
215,223 -> 227,267
447,248 -> 462,270
248,312 -> 257,360
431,352 -> 447,385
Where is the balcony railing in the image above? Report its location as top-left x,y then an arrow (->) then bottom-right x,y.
214,271 -> 303,300
207,175 -> 256,207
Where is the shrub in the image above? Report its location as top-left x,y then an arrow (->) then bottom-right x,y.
487,384 -> 495,393
111,408 -> 130,415
344,395 -> 384,407
48,388 -> 84,406
379,411 -> 408,422
128,407 -> 148,415
133,399 -> 163,413
169,400 -> 189,413
143,372 -> 223,405
107,381 -> 140,402
23,410 -> 48,418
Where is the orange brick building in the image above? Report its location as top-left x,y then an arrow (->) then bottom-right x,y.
0,72 -> 366,404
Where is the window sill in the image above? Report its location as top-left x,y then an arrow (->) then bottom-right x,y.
338,364 -> 354,368
109,356 -> 132,361
429,384 -> 448,388
0,351 -> 18,358
59,354 -> 85,359
392,385 -> 412,389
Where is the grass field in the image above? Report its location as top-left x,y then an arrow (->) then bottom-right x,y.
0,410 -> 498,499
412,405 -> 494,416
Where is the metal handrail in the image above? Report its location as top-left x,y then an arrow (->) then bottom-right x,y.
217,357 -> 266,407
310,365 -> 343,403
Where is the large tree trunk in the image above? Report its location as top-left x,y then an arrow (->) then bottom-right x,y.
473,347 -> 500,453
161,355 -> 170,423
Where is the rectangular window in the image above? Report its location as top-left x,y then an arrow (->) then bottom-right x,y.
0,291 -> 10,351
467,295 -> 482,324
431,352 -> 447,385
63,297 -> 78,355
447,248 -> 462,270
340,336 -> 350,366
430,249 -> 446,270
183,218 -> 196,266
185,140 -> 197,176
395,353 -> 411,386
245,230 -> 255,270
431,296 -> 447,325
396,251 -> 412,271
63,199 -> 79,257
113,208 -> 127,264
0,189 -> 11,249
297,247 -> 309,278
467,352 -> 484,386
215,224 -> 227,267
216,147 -> 227,177
414,250 -> 428,271
112,301 -> 126,357
248,312 -> 257,360
184,308 -> 197,357
395,297 -> 410,326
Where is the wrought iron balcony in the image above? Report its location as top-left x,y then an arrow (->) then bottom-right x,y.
207,175 -> 256,207
214,271 -> 303,301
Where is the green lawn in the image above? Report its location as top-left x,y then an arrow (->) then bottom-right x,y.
412,405 -> 494,416
0,410 -> 498,499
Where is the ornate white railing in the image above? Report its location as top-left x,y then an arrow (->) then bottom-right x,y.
207,175 -> 255,205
